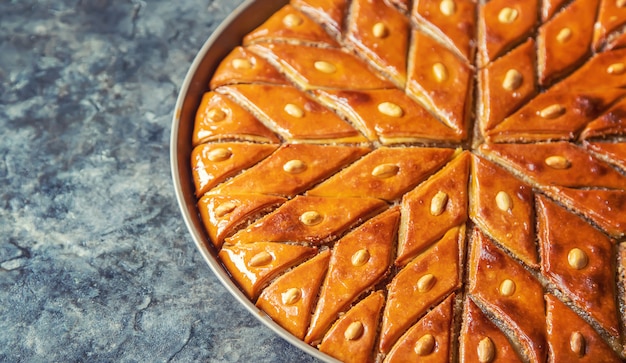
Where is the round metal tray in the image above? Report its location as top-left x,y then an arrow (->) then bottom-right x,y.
170,1 -> 339,361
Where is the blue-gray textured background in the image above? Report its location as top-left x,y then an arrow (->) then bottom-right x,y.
0,0 -> 319,361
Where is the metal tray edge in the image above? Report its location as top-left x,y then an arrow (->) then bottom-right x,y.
170,1 -> 340,362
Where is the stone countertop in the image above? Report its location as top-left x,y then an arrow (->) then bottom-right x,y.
0,1 -> 320,361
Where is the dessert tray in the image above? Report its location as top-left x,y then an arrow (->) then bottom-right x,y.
172,0 -> 626,361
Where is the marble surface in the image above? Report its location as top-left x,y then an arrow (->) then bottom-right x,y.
0,1 -> 320,361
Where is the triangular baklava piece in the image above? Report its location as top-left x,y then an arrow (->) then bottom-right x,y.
546,294 -> 623,362
318,291 -> 386,363
486,88 -> 625,142
580,98 -> 626,139
584,141 -> 626,171
291,0 -> 350,37
256,249 -> 331,339
479,141 -> 626,189
548,187 -> 626,238
593,0 -> 626,50
553,48 -> 626,92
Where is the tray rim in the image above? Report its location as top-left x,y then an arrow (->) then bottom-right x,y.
170,1 -> 340,362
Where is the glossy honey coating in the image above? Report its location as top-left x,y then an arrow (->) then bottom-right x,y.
580,98 -> 626,139
189,0 -> 626,361
470,155 -> 537,267
314,88 -> 463,143
217,84 -> 367,143
318,291 -> 385,363
256,249 -> 331,339
346,0 -> 410,88
248,42 -> 394,91
209,144 -> 369,197
478,38 -> 537,134
477,0 -> 538,67
225,195 -> 387,246
552,48 -> 626,91
546,294 -> 623,362
396,152 -> 469,266
480,142 -> 626,190
487,88 -> 626,142
593,0 -> 626,49
307,147 -> 455,201
584,141 -> 626,170
549,186 -> 626,238
407,30 -> 473,134
537,195 -> 621,337
537,0 -> 598,86
291,0 -> 350,36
